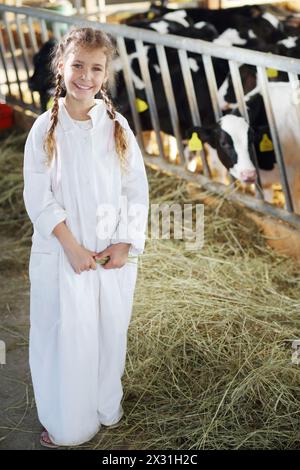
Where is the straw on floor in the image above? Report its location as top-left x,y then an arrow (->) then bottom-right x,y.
0,130 -> 300,449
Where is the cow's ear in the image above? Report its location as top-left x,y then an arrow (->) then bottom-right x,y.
197,126 -> 217,147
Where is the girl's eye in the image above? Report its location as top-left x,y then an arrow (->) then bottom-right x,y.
72,64 -> 102,72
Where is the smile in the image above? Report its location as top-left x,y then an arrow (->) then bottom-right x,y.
74,83 -> 93,90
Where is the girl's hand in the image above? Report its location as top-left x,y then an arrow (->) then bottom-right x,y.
94,243 -> 131,269
64,243 -> 98,275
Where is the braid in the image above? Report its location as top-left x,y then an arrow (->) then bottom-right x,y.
101,86 -> 116,120
101,87 -> 129,174
43,72 -> 62,168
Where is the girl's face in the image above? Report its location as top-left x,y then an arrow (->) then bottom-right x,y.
58,45 -> 108,103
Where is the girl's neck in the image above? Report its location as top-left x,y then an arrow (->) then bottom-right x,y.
63,95 -> 96,120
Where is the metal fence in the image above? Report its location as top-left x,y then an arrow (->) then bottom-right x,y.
1,4 -> 300,229
1,1 -> 150,19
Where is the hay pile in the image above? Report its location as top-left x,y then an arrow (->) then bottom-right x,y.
1,132 -> 300,449
0,130 -> 32,271
109,170 -> 300,450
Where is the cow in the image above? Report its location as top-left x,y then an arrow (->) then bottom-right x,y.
27,7 -> 300,214
123,4 -> 263,28
113,46 -> 260,184
127,9 -> 219,41
114,41 -> 300,215
124,5 -> 285,43
28,38 -> 58,112
216,66 -> 300,212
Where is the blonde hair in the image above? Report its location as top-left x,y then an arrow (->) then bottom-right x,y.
43,27 -> 129,172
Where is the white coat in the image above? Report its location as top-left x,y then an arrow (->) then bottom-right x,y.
23,97 -> 149,446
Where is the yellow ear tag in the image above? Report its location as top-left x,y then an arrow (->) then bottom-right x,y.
135,98 -> 149,113
46,96 -> 54,109
188,132 -> 203,151
259,133 -> 274,152
267,68 -> 278,78
147,11 -> 155,20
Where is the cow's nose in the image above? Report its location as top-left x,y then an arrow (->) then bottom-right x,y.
240,169 -> 257,182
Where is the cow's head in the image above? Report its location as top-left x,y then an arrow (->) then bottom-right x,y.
218,65 -> 257,111
192,114 -> 257,183
28,38 -> 57,93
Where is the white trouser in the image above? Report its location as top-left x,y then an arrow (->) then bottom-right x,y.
29,246 -> 138,446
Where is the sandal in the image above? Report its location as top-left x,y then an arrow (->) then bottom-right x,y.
102,421 -> 121,429
102,414 -> 124,429
40,429 -> 59,449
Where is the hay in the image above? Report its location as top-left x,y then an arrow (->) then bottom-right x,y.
1,132 -> 300,449
0,130 -> 32,271
107,170 -> 300,450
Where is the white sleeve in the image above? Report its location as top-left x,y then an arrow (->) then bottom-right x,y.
23,123 -> 67,239
110,124 -> 149,256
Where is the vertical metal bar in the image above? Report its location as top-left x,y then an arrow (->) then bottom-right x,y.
257,65 -> 294,212
178,49 -> 211,176
228,60 -> 263,198
155,44 -> 184,164
2,12 -> 24,103
15,14 -> 36,105
52,22 -> 63,41
98,0 -> 106,23
202,54 -> 222,121
135,40 -> 165,159
74,0 -> 82,15
288,72 -> 300,127
39,18 -> 49,43
178,49 -> 201,125
116,36 -> 144,152
15,15 -> 30,74
228,60 -> 249,118
27,16 -> 39,53
0,26 -> 12,97
26,16 -> 39,108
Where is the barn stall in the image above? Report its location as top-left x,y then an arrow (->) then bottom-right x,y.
0,1 -> 300,450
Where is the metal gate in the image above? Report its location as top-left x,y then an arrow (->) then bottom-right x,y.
1,4 -> 300,229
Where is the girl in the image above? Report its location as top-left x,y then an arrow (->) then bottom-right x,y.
23,26 -> 149,448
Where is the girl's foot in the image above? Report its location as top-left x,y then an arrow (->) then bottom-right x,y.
102,414 -> 124,429
40,429 -> 59,448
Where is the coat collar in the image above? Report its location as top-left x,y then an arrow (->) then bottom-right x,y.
58,97 -> 108,133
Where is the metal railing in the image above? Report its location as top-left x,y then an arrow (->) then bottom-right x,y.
1,4 -> 300,229
1,1 -> 151,19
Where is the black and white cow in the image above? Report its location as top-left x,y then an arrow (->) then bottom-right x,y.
216,66 -> 300,212
124,4 -> 262,29
190,93 -> 273,183
113,45 -> 260,182
27,6 -> 300,214
115,44 -> 300,214
125,5 -> 285,43
28,38 -> 59,112
127,9 -> 219,41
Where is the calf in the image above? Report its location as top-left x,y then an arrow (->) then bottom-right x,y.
217,72 -> 300,213
113,47 -> 261,187
28,38 -> 58,112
